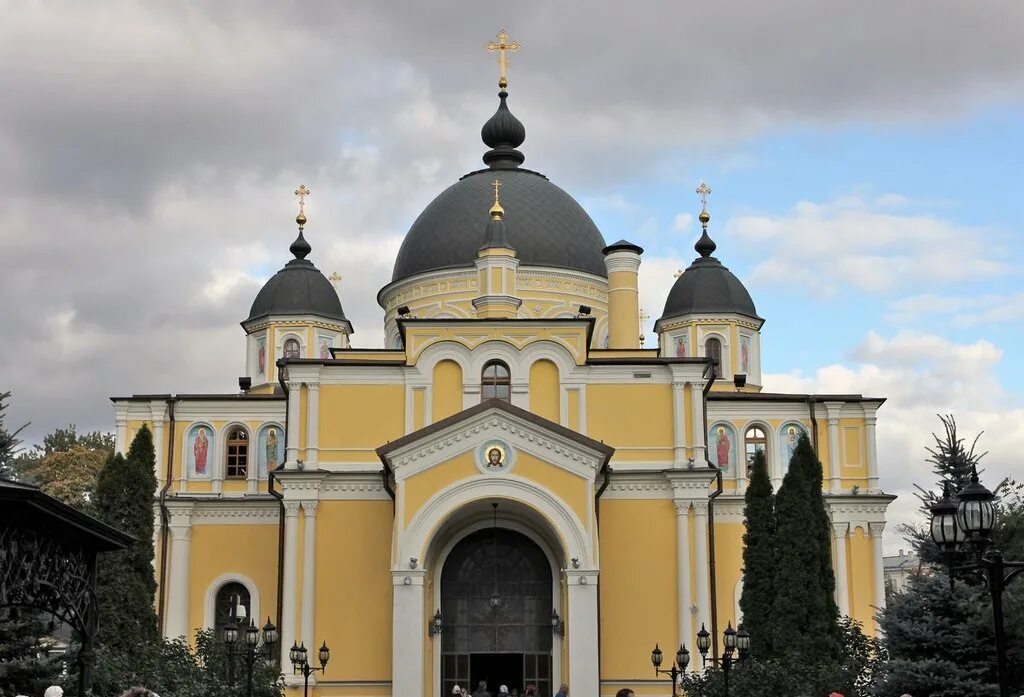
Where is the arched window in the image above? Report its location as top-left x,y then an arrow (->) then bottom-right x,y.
744,426 -> 767,477
705,337 -> 723,378
481,360 -> 511,402
225,427 -> 249,479
283,338 -> 301,359
214,582 -> 251,637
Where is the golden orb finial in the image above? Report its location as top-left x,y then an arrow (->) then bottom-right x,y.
696,181 -> 712,229
490,178 -> 505,220
294,184 -> 310,228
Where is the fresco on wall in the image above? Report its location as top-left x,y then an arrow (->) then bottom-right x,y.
674,334 -> 689,358
708,423 -> 737,472
188,424 -> 213,478
256,337 -> 266,375
780,422 -> 809,470
740,334 -> 751,374
318,334 -> 333,360
257,425 -> 285,478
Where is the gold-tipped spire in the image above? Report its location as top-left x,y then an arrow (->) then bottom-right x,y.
486,29 -> 520,89
294,184 -> 310,228
639,308 -> 650,346
696,180 -> 712,229
490,178 -> 504,220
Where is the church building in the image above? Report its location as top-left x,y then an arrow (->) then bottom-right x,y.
112,32 -> 893,697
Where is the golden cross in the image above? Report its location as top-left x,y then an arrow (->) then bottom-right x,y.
696,181 -> 712,211
492,178 -> 503,204
328,272 -> 342,287
674,269 -> 683,278
639,309 -> 651,345
486,29 -> 520,86
294,184 -> 310,216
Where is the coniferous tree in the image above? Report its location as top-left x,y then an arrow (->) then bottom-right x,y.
772,433 -> 840,663
0,391 -> 27,479
0,609 -> 63,696
94,424 -> 159,657
738,448 -> 776,657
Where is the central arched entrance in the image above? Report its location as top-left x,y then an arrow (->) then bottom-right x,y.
440,528 -> 553,696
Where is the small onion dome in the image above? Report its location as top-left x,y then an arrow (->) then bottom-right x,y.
245,228 -> 351,331
481,88 -> 526,169
656,214 -> 761,328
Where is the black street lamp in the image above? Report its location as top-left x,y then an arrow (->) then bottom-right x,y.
223,617 -> 278,697
930,466 -> 1024,697
695,621 -> 750,697
289,639 -> 330,697
650,641 -> 690,697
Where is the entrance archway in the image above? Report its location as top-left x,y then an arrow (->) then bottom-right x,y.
440,528 -> 553,696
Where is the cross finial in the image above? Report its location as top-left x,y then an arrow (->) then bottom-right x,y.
696,180 -> 712,230
328,272 -> 342,288
639,308 -> 650,345
486,29 -> 520,88
674,269 -> 684,278
294,184 -> 310,228
490,178 -> 505,220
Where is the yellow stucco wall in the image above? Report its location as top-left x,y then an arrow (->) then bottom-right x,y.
403,453 -> 478,527
599,499 -> 679,679
529,359 -> 560,423
432,360 -> 463,422
848,526 -> 876,630
587,384 -> 673,449
186,524 -> 279,639
318,385 -> 405,462
315,500 -> 394,681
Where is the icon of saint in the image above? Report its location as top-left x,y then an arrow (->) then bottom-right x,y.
257,340 -> 266,374
675,337 -> 687,357
320,339 -> 330,359
741,338 -> 750,373
786,426 -> 799,463
487,447 -> 503,468
266,428 -> 279,471
194,427 -> 209,475
716,426 -> 730,468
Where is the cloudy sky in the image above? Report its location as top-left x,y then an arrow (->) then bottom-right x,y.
1,1 -> 1022,551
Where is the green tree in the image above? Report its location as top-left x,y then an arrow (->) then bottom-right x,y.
30,445 -> 106,511
738,448 -> 776,657
0,391 -> 28,479
93,424 -> 159,659
12,424 -> 114,484
771,433 -> 840,663
0,609 -> 63,697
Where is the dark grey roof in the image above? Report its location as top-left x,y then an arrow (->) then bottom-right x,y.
246,229 -> 350,327
390,168 -> 608,282
658,255 -> 761,323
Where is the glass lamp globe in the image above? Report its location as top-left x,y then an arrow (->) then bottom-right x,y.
651,644 -> 663,668
696,624 -> 711,656
723,622 -> 737,651
956,466 -> 996,546
318,641 -> 330,668
929,482 -> 963,553
676,644 -> 690,670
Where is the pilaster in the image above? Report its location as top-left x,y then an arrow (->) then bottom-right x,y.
865,413 -> 880,492
869,521 -> 886,628
300,500 -> 319,659
672,382 -> 687,468
391,569 -> 427,697
824,402 -> 843,494
285,381 -> 301,468
674,500 -> 693,651
279,501 -> 301,666
692,500 -> 711,634
564,569 -> 600,696
165,504 -> 193,640
305,382 -> 320,467
831,522 -> 850,617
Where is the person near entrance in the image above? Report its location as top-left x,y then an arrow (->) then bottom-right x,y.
472,679 -> 492,697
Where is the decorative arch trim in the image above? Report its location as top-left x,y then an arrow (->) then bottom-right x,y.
203,572 -> 261,631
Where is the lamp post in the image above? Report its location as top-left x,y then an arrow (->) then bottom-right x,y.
289,639 -> 330,697
929,466 -> 1024,697
223,617 -> 278,697
649,642 -> 690,697
694,621 -> 750,697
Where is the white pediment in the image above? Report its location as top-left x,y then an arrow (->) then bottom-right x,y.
380,403 -> 611,482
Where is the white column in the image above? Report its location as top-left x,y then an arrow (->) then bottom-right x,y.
280,501 -> 301,667
865,414 -> 880,492
115,417 -> 128,455
392,570 -> 426,697
692,501 -> 711,635
566,570 -> 600,696
286,382 -> 301,467
165,506 -> 192,640
301,501 -> 318,661
826,404 -> 842,494
832,522 -> 850,617
675,501 -> 693,650
690,382 -> 706,464
672,382 -> 687,468
305,382 -> 320,468
869,522 -> 887,627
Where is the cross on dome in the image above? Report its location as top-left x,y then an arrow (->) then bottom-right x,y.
486,29 -> 520,88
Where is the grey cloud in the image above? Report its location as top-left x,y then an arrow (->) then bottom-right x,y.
2,1 -> 1023,443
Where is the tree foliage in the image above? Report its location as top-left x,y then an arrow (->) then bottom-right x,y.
83,629 -> 284,697
0,609 -> 63,697
30,445 -> 106,510
738,448 -> 775,657
771,433 -> 840,663
12,423 -> 114,485
94,425 -> 159,660
0,391 -> 27,479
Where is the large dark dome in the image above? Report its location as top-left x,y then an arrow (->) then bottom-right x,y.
390,168 -> 608,282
